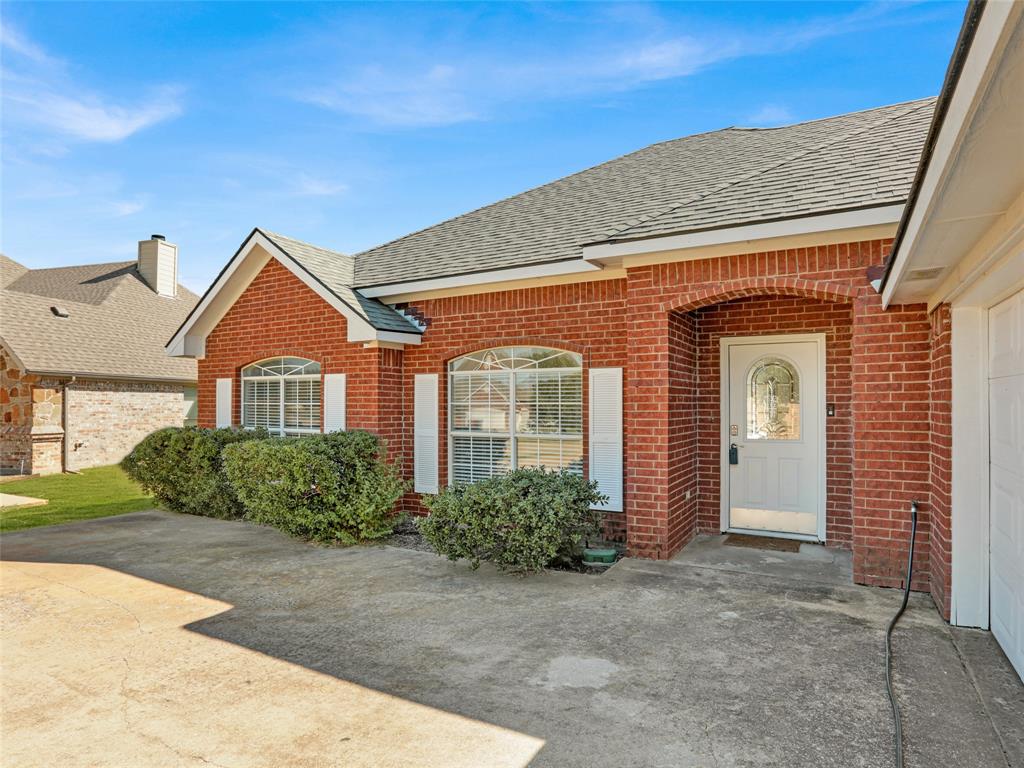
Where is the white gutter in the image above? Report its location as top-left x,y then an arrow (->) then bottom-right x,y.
358,258 -> 604,299
582,205 -> 905,263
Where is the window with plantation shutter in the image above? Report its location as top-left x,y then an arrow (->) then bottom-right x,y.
448,347 -> 583,484
588,367 -> 623,511
241,357 -> 322,436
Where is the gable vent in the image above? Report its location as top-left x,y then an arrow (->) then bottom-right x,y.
905,267 -> 945,282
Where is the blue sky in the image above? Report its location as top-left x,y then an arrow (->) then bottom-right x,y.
2,1 -> 965,293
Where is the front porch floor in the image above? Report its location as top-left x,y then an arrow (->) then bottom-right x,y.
672,532 -> 854,586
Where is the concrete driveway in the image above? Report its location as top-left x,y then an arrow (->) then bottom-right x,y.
2,511 -> 1021,768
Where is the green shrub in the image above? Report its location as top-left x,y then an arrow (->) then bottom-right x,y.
121,427 -> 267,519
418,468 -> 606,572
221,430 -> 406,544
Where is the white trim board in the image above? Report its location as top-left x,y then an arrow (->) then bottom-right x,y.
167,230 -> 421,358
360,208 -> 901,302
359,258 -> 604,299
718,333 -> 828,542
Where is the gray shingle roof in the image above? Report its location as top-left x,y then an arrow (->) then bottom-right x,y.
1,257 -> 199,381
351,98 -> 936,287
259,230 -> 423,334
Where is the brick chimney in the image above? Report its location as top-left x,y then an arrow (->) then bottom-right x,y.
137,234 -> 177,297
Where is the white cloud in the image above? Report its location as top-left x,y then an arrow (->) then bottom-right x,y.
745,104 -> 796,126
293,174 -> 348,197
302,63 -> 476,128
296,3 -> 932,129
109,199 -> 146,217
0,24 -> 53,64
0,24 -> 184,145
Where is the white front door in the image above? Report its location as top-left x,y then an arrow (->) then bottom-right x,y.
723,335 -> 825,540
989,289 -> 1024,680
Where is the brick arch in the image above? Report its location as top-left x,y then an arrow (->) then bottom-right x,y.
662,278 -> 860,314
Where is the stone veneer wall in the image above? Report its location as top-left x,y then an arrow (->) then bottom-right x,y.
1,344 -> 63,475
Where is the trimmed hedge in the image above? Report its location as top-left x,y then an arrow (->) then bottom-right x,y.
121,426 -> 267,519
418,468 -> 606,572
221,430 -> 406,544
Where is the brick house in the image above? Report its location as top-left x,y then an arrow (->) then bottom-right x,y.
170,2 -> 1023,678
1,237 -> 198,475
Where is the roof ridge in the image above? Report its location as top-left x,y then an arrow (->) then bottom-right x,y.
16,259 -> 137,276
727,95 -> 936,132
261,229 -> 350,259
594,99 -> 934,244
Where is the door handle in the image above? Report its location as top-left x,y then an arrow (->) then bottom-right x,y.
729,443 -> 739,465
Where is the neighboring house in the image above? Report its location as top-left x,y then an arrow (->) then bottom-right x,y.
1,236 -> 199,475
169,2 -> 1022,677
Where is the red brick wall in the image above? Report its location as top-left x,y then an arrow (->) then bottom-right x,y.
690,296 -> 855,545
399,280 -> 629,535
196,242 -> 949,595
624,240 -> 888,559
851,297 -> 932,590
928,304 -> 953,616
667,312 -> 699,552
198,258 -> 397,444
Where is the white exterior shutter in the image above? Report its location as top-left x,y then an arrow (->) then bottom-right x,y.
589,367 -> 623,511
323,373 -> 347,432
215,378 -> 233,428
414,374 -> 439,493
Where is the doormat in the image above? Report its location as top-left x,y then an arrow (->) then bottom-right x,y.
724,534 -> 801,553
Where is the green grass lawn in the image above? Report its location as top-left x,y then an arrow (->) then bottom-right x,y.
0,465 -> 155,533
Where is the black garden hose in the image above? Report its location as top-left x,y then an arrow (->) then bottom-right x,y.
884,500 -> 919,768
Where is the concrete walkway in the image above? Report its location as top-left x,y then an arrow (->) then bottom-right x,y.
0,492 -> 47,508
2,511 -> 1020,768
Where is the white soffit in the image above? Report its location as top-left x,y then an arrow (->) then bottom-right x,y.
884,2 -> 1024,308
167,231 -> 420,358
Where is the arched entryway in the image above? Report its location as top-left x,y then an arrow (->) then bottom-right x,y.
668,294 -> 855,548
624,279 -> 860,561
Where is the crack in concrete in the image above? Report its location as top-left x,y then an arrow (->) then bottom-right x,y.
948,627 -> 1013,768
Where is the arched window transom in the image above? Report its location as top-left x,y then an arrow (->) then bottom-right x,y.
241,356 -> 321,436
448,347 -> 583,483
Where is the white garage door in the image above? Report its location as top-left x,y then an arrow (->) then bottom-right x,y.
989,289 -> 1024,681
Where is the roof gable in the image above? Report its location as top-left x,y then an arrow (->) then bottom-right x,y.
166,229 -> 422,359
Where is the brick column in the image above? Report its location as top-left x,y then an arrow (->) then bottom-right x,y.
355,346 -> 405,463
851,292 -> 932,590
624,267 -> 700,558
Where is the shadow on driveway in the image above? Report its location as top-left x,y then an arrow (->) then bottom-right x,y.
2,511 -> 1018,768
